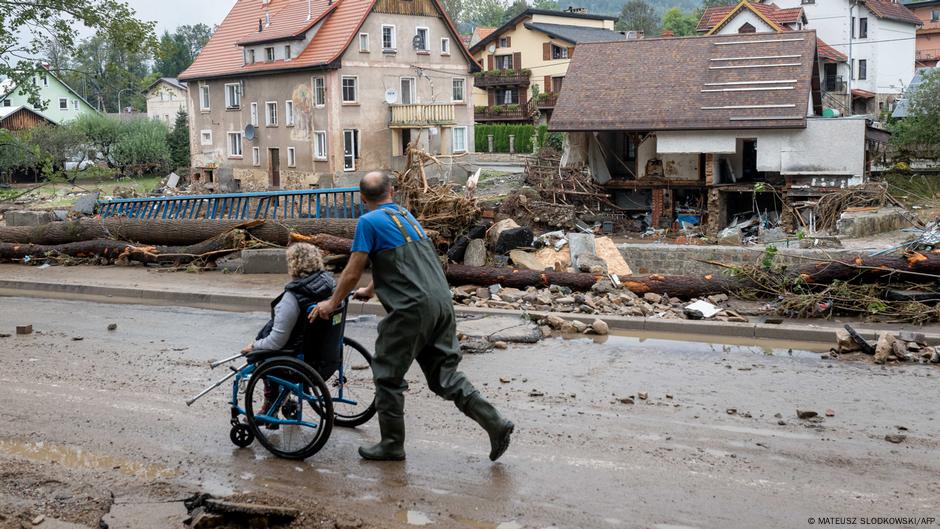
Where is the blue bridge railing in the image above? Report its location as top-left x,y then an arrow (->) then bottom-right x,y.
97,187 -> 364,220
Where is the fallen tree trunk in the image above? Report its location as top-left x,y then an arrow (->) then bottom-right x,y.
0,218 -> 358,246
794,252 -> 940,284
445,264 -> 599,291
0,229 -> 251,265
288,233 -> 354,254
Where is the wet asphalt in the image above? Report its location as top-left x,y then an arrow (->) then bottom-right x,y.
1,297 -> 938,529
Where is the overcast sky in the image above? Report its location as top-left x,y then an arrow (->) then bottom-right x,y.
126,0 -> 236,34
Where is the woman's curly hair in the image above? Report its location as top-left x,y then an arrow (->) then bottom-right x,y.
286,242 -> 325,278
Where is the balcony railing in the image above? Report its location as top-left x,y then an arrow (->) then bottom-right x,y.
824,75 -> 846,93
534,93 -> 558,109
474,103 -> 532,121
389,103 -> 456,128
473,70 -> 531,89
915,48 -> 940,62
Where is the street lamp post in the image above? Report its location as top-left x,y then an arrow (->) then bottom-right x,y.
117,88 -> 135,114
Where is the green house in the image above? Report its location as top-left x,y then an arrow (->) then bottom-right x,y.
0,67 -> 98,124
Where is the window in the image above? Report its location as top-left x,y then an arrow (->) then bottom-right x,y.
224,83 -> 241,109
452,126 -> 467,153
859,17 -> 868,39
400,77 -> 415,104
284,44 -> 292,60
858,59 -> 867,80
500,88 -> 519,105
551,44 -> 568,59
933,10 -> 939,22
265,47 -> 275,61
72,99 -> 79,110
415,27 -> 429,51
441,37 -> 450,55
359,32 -> 369,52
851,16 -> 855,38
495,54 -> 513,70
200,130 -> 212,146
314,131 -> 328,160
42,76 -> 48,87
200,85 -> 210,110
738,22 -> 757,33
247,49 -> 256,64
265,101 -> 278,126
250,102 -> 259,127
252,147 -> 261,166
3,99 -> 11,107
285,100 -> 295,126
801,0 -> 815,4
160,91 -> 168,102
343,129 -> 359,171
313,77 -> 326,106
342,76 -> 357,103
59,98 -> 68,110
382,25 -> 396,51
452,78 -> 465,102
498,37 -> 509,48
228,132 -> 243,157
287,147 -> 296,167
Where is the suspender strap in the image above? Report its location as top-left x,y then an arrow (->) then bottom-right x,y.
383,208 -> 414,243
394,206 -> 425,239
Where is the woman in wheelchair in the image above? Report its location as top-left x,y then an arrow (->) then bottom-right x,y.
241,242 -> 335,429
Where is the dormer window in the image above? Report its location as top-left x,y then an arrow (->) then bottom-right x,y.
246,49 -> 256,64
284,44 -> 291,60
265,47 -> 275,61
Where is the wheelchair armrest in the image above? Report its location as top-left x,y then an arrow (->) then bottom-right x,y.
245,348 -> 296,364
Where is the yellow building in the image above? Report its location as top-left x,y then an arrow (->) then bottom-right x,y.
468,8 -> 624,123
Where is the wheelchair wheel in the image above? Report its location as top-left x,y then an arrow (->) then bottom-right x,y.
244,357 -> 333,460
326,337 -> 377,428
230,423 -> 254,448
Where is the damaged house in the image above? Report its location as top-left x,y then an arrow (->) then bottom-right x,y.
550,30 -> 889,236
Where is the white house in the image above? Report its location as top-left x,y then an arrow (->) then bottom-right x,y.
773,0 -> 922,115
144,77 -> 188,128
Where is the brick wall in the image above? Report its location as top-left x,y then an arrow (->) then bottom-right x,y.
618,243 -> 863,276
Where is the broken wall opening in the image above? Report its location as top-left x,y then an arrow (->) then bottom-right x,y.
720,189 -> 784,229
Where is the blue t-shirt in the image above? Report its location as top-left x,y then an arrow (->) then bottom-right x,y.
351,203 -> 427,256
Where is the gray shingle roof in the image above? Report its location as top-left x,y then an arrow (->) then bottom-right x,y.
523,22 -> 625,44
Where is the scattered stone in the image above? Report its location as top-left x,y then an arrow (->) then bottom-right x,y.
618,397 -> 635,405
643,293 -> 663,304
31,515 -> 45,526
0,333 -> 10,338
570,320 -> 588,333
528,390 -> 545,397
16,325 -> 33,335
460,339 -> 493,354
898,331 -> 925,343
773,412 -> 783,418
777,420 -> 786,426
545,315 -> 565,329
498,288 -> 525,303
796,409 -> 818,420
475,287 -> 490,300
204,500 -> 299,522
637,391 -> 648,400
463,239 -> 487,267
494,227 -> 534,254
71,337 -> 84,341
555,296 -> 575,304
559,321 -> 578,334
492,341 -> 508,350
884,434 -> 906,444
874,332 -> 897,364
577,254 -> 608,274
665,393 -> 673,399
590,319 -> 609,335
726,408 -> 737,415
825,409 -> 835,417
499,377 -> 511,384
707,293 -> 729,304
509,249 -> 546,271
107,323 -> 118,331
835,329 -> 860,353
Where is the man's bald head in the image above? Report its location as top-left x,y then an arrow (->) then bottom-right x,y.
360,171 -> 391,203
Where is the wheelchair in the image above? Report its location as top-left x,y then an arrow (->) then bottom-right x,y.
186,296 -> 376,460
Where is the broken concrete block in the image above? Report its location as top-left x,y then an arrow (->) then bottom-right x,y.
463,239 -> 487,267
898,331 -> 925,344
5,210 -> 55,227
16,325 -> 32,335
594,236 -> 632,276
835,329 -> 860,353
72,192 -> 100,216
567,232 -> 596,270
241,248 -> 288,274
534,246 -> 571,271
577,254 -> 608,274
874,332 -> 896,364
509,249 -> 546,271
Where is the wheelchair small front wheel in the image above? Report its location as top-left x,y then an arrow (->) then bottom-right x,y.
245,357 -> 333,460
230,423 -> 254,448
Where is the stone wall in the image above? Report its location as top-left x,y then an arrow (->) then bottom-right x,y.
618,243 -> 863,276
836,207 -> 909,238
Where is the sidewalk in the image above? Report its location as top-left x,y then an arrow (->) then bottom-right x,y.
2,263 -> 939,346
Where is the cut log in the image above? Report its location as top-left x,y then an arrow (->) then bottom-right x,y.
0,229 -> 251,265
445,264 -> 598,291
0,218 -> 358,246
795,252 -> 940,284
288,232 -> 353,254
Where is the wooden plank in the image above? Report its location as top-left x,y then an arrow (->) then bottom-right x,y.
373,0 -> 438,16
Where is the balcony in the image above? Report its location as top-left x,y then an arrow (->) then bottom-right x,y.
916,48 -> 940,63
534,92 -> 558,110
474,103 -> 533,122
389,103 -> 455,128
473,69 -> 531,89
823,75 -> 846,94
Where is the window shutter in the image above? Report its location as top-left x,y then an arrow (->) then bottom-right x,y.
488,91 -> 495,106
506,36 -> 512,47
567,46 -> 575,58
512,52 -> 522,70
543,42 -> 550,61
544,75 -> 552,92
487,55 -> 494,70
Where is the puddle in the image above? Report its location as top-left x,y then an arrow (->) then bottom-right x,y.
0,439 -> 176,480
570,333 -> 826,359
397,510 -> 433,526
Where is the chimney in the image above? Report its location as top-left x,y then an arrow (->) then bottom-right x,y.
307,0 -> 312,20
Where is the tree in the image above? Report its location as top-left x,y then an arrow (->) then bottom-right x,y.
0,0 -> 154,110
167,110 -> 191,170
155,25 -> 214,78
891,69 -> 940,153
533,0 -> 560,9
111,119 -> 171,175
63,33 -> 152,112
616,0 -> 659,36
467,0 -> 509,28
661,7 -> 699,37
503,0 -> 530,22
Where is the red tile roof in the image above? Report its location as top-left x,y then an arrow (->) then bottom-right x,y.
697,2 -> 804,33
476,27 -> 496,40
180,0 -> 474,81
817,38 -> 848,62
863,0 -> 922,25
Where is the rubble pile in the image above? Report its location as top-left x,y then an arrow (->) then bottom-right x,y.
832,326 -> 940,365
450,283 -> 749,322
395,145 -> 480,240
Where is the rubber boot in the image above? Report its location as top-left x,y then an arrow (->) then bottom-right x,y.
463,394 -> 514,461
259,383 -> 279,430
358,416 -> 406,461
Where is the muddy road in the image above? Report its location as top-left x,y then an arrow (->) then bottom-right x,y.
1,297 -> 938,529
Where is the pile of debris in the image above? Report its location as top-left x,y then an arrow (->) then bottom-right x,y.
833,325 -> 939,365
395,144 -> 479,240
451,283 -> 749,322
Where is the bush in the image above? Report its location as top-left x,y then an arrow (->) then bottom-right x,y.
111,118 -> 171,175
475,124 -> 537,153
166,109 -> 190,170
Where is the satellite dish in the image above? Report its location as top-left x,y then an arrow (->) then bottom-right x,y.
487,43 -> 496,53
385,88 -> 398,104
244,124 -> 256,141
